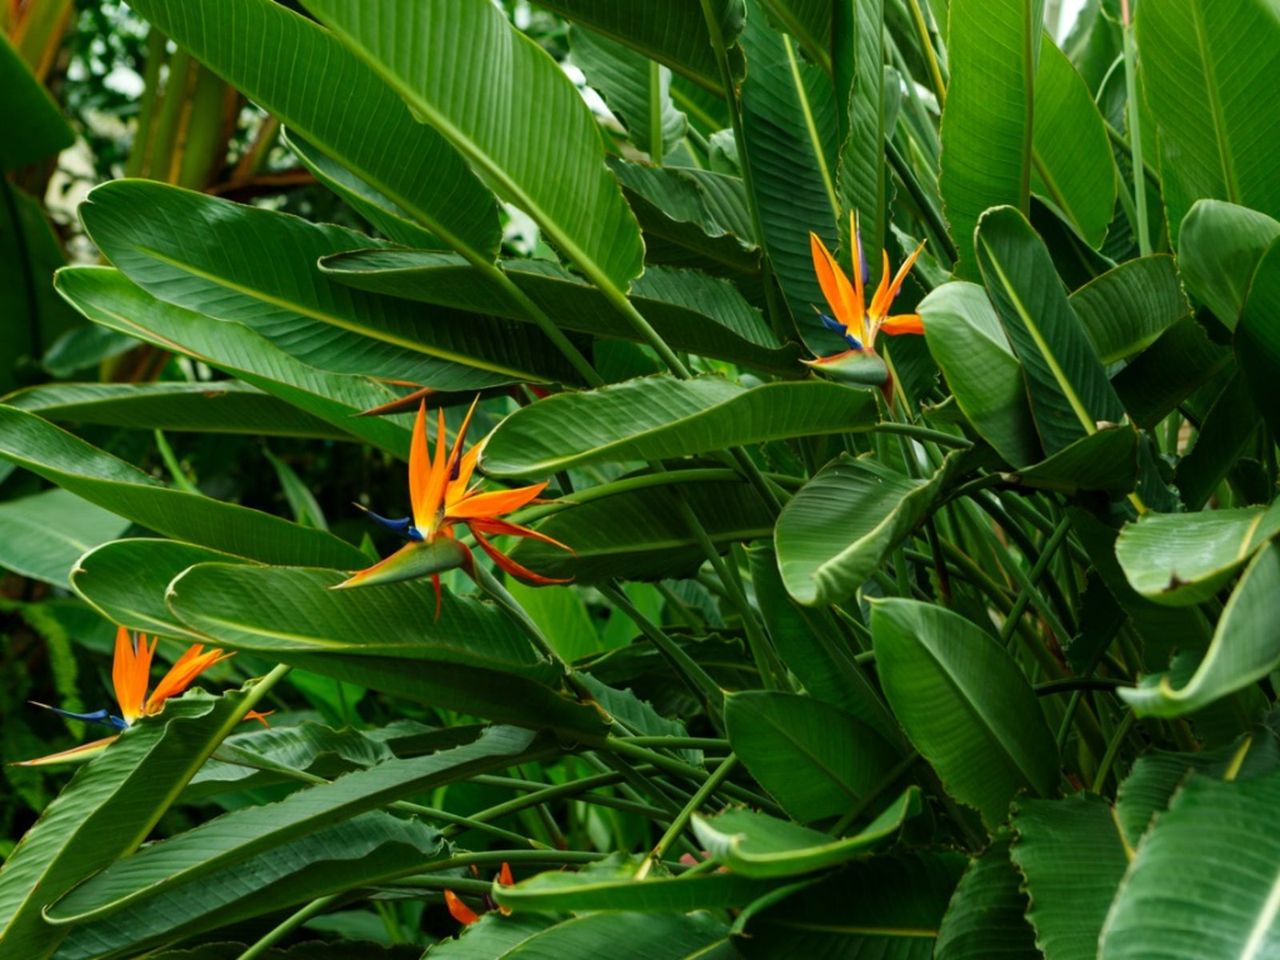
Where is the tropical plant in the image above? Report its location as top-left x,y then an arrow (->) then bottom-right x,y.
2,0 -> 1279,956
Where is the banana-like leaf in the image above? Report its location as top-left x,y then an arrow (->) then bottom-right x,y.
1010,794 -> 1129,960
72,539 -> 254,641
761,0 -> 831,72
53,813 -> 443,960
0,691 -> 257,960
5,381 -> 342,439
482,375 -> 876,477
739,0 -> 842,351
1070,255 -> 1189,364
1120,540 -> 1280,718
871,598 -> 1058,830
53,268 -> 411,455
1115,505 -> 1280,606
920,280 -> 1043,468
319,253 -> 796,374
165,564 -> 604,735
46,726 -> 541,925
570,27 -> 686,159
510,474 -> 776,582
939,0 -> 1044,276
495,858 -> 776,913
1009,422 -> 1138,495
0,489 -> 129,587
1237,238 -> 1280,437
692,788 -> 922,878
80,180 -> 560,386
1111,314 -> 1231,430
1031,37 -> 1116,249
284,130 -> 441,250
454,911 -> 732,959
0,33 -> 73,170
609,160 -> 759,275
305,0 -> 644,295
0,407 -> 366,569
739,854 -> 964,957
935,841 -> 1037,960
834,0 -> 887,271
122,0 -> 501,257
1177,200 -> 1280,329
1136,0 -> 1280,247
1099,771 -> 1280,959
725,691 -> 899,823
976,206 -> 1124,454
775,453 -> 958,606
533,0 -> 745,95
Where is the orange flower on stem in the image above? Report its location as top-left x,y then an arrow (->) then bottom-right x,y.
805,212 -> 927,390
17,626 -> 269,766
444,862 -> 516,928
336,398 -> 571,611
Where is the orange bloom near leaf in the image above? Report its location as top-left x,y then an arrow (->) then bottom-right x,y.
805,211 -> 927,387
443,861 -> 515,928
337,398 -> 572,608
16,626 -> 268,766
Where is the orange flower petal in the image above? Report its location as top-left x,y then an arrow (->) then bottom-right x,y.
145,645 -> 232,714
471,528 -> 572,585
498,862 -> 514,887
879,313 -> 925,336
112,627 -> 154,724
245,710 -> 274,727
444,890 -> 479,926
871,239 -> 927,322
408,401 -> 432,531
448,482 -> 548,521
468,517 -> 574,554
419,408 -> 450,535
810,231 -> 860,334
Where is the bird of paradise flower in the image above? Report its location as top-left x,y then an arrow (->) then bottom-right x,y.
17,626 -> 268,766
337,397 -> 571,611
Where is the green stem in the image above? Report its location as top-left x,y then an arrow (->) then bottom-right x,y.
874,421 -> 972,449
236,894 -> 340,960
1092,709 -> 1137,793
603,737 -> 784,815
886,138 -> 958,264
906,0 -> 947,107
1036,677 -> 1130,696
649,59 -> 665,164
636,755 -> 739,879
1119,0 -> 1151,257
997,514 -> 1073,648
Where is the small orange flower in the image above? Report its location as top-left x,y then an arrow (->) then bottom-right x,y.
806,212 -> 926,386
17,626 -> 267,766
443,862 -> 515,928
337,398 -> 571,610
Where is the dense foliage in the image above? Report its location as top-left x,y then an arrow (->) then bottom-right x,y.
2,0 -> 1279,956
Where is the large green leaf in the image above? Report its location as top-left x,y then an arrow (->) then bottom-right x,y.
570,27 -> 686,159
871,598 -> 1059,829
0,33 -> 73,170
80,180 -> 558,386
1031,37 -> 1115,248
920,280 -> 1043,467
534,0 -> 745,95
1010,794 -> 1130,960
46,726 -> 539,924
738,854 -> 964,958
725,691 -> 899,823
304,0 -> 643,295
1070,255 -> 1189,364
71,539 -> 253,642
447,911 -> 731,959
692,789 -> 922,878
762,0 -> 831,71
1121,540 -> 1280,718
53,813 -> 441,960
1010,422 -> 1139,496
1177,200 -> 1280,329
740,0 -> 842,350
318,252 -> 796,374
165,563 -> 604,736
510,474 -> 775,582
1136,0 -> 1280,247
834,0 -> 887,281
0,406 -> 366,568
935,841 -> 1038,960
775,453 -> 957,606
939,0 -> 1044,276
495,858 -> 775,914
1115,505 -> 1280,606
0,691 -> 257,959
54,267 -> 410,455
976,206 -> 1124,454
4,381 -> 342,439
1111,314 -> 1231,429
1099,771 -> 1280,959
482,375 -> 875,477
122,0 -> 501,256
0,489 -> 129,587
1237,237 -> 1280,437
